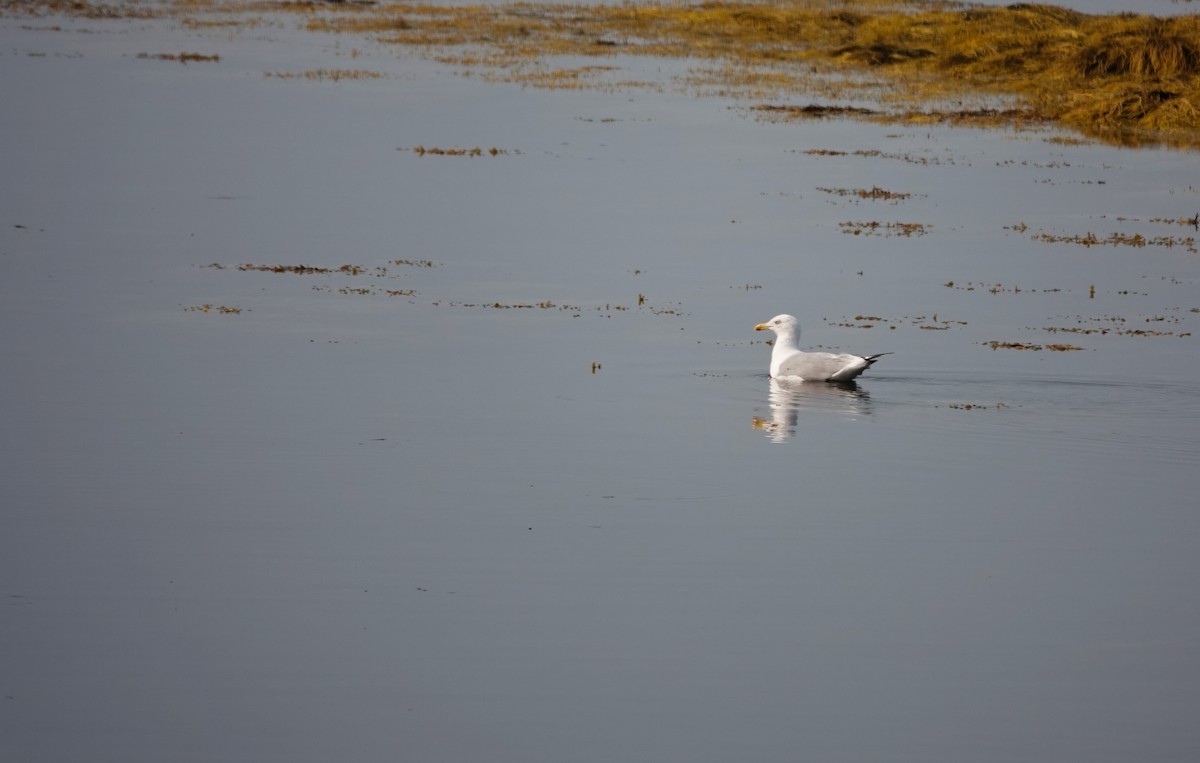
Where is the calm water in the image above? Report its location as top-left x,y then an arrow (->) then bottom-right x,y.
2,6 -> 1199,763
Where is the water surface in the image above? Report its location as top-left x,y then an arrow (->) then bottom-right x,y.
2,8 -> 1199,763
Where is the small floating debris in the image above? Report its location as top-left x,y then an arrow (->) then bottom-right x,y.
943,280 -> 1063,294
828,313 -> 965,331
838,220 -> 930,237
831,313 -> 893,329
137,52 -> 220,63
207,261 -> 436,277
818,186 -> 914,202
799,148 -> 955,166
402,146 -> 512,157
917,313 -> 967,330
449,299 -> 578,311
1044,325 -> 1190,337
984,341 -> 1083,351
186,304 -> 242,314
235,263 -> 376,275
1030,230 -> 1198,253
265,69 -> 385,81
753,103 -> 878,120
1149,213 -> 1200,228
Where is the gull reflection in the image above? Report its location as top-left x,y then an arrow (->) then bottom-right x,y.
752,378 -> 873,443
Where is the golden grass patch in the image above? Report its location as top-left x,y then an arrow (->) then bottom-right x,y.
11,0 -> 1200,147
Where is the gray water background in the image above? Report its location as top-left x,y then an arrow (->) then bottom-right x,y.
2,3 -> 1199,762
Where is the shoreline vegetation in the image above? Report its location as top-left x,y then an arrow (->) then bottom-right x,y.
9,0 -> 1200,148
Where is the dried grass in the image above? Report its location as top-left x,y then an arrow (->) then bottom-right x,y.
10,0 -> 1200,147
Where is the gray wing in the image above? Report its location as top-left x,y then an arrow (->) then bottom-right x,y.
778,351 -> 891,381
777,351 -> 869,381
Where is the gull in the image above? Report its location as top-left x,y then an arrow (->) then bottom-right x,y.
754,314 -> 890,382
